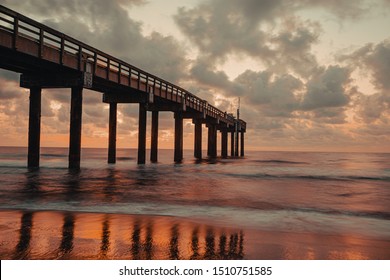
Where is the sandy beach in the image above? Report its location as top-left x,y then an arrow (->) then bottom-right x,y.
1,210 -> 388,260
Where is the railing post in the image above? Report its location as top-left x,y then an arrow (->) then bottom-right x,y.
118,64 -> 121,84
12,16 -> 19,50
106,58 -> 110,80
77,45 -> 82,71
39,29 -> 44,58
93,53 -> 97,75
60,36 -> 64,65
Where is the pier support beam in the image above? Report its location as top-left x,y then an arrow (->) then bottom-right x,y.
108,102 -> 117,164
235,127 -> 239,157
137,103 -> 147,164
230,131 -> 235,157
221,129 -> 228,158
68,87 -> 83,169
240,132 -> 245,157
207,124 -> 217,158
194,119 -> 202,159
174,112 -> 183,163
150,111 -> 159,163
27,87 -> 41,168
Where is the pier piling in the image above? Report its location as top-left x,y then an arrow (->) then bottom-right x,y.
174,112 -> 183,163
194,119 -> 202,160
150,111 -> 159,163
68,86 -> 83,169
27,87 -> 41,168
221,129 -> 228,158
108,102 -> 117,164
137,103 -> 147,164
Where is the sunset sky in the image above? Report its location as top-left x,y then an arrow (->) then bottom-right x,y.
0,0 -> 389,152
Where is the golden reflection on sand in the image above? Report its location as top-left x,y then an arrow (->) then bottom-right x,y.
0,211 -> 245,260
0,210 -> 388,260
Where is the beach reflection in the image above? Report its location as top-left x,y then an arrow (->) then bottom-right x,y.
3,211 -> 245,260
59,213 -> 75,257
1,210 -> 388,260
13,212 -> 33,259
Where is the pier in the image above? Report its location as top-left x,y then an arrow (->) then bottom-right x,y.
0,5 -> 246,168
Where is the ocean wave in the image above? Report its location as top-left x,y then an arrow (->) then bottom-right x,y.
251,160 -> 308,165
290,207 -> 390,220
1,200 -> 389,222
41,154 -> 67,158
227,172 -> 390,182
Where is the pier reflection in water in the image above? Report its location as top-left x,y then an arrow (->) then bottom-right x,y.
0,210 -> 245,260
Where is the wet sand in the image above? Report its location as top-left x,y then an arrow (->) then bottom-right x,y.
0,210 -> 389,260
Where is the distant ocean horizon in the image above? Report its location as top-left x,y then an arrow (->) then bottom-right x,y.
0,146 -> 389,259
1,145 -> 389,154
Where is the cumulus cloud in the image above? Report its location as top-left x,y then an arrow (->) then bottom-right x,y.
301,65 -> 351,110
355,93 -> 389,123
0,78 -> 23,100
235,70 -> 303,117
174,0 -> 277,61
341,39 -> 390,92
339,39 -> 390,123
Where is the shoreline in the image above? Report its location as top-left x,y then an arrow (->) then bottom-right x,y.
1,209 -> 389,260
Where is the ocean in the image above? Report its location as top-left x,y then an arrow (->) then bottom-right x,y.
0,147 -> 389,260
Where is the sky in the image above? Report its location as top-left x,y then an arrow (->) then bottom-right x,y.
0,0 -> 389,152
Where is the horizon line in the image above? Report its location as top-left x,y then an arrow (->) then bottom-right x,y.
0,145 -> 388,154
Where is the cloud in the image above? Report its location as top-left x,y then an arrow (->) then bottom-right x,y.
0,78 -> 23,100
341,39 -> 390,92
269,17 -> 321,77
173,0 -> 377,62
174,0 -> 278,62
296,0 -> 370,19
360,40 -> 390,92
355,93 -> 389,123
339,39 -> 390,122
301,65 -> 351,110
190,58 -> 245,97
235,70 -> 303,117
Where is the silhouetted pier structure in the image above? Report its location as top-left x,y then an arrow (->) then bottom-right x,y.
0,5 -> 246,169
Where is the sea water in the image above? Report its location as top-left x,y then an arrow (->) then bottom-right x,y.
0,147 -> 389,259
